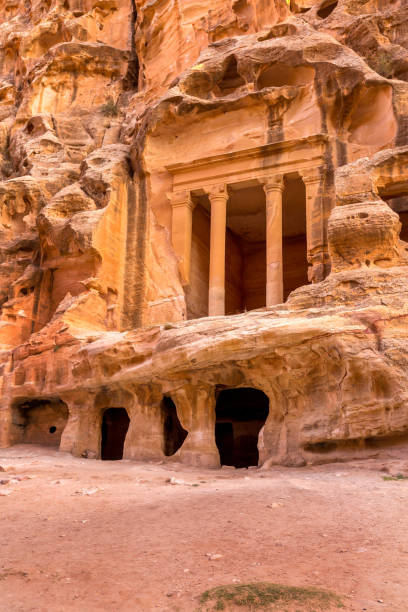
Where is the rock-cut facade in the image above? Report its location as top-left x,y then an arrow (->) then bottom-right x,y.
0,0 -> 408,468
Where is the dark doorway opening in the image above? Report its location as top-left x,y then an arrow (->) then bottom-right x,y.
386,195 -> 408,242
215,388 -> 269,468
101,408 -> 130,460
317,0 -> 338,19
161,396 -> 188,456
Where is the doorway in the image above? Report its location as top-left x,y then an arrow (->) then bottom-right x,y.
161,396 -> 188,456
215,387 -> 269,468
101,408 -> 130,460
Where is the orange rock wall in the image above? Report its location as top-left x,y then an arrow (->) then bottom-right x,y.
1,0 -> 408,468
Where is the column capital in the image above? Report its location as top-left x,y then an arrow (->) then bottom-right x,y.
206,184 -> 229,202
300,167 -> 322,185
169,190 -> 195,210
262,175 -> 284,195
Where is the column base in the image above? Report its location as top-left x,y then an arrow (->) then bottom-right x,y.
208,287 -> 225,316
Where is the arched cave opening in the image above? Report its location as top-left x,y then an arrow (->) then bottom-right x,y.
317,0 -> 338,19
12,398 -> 68,447
282,175 -> 308,301
161,396 -> 188,456
217,56 -> 245,95
101,408 -> 130,460
215,387 -> 269,468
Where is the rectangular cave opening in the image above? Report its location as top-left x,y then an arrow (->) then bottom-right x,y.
215,387 -> 269,468
101,407 -> 130,460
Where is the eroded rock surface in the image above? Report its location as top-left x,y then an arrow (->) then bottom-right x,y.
1,0 -> 408,469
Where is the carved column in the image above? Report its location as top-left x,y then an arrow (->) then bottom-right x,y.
301,168 -> 330,283
263,176 -> 284,306
170,190 -> 195,285
0,406 -> 11,447
125,385 -> 165,461
173,383 -> 220,468
208,185 -> 229,316
59,391 -> 98,458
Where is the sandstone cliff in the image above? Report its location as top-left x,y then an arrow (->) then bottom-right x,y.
1,0 -> 408,469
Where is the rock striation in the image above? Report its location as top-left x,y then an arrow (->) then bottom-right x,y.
1,0 -> 408,469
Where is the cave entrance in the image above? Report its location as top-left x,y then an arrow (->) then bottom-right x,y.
215,388 -> 269,468
161,396 -> 188,456
317,0 -> 338,19
282,175 -> 308,301
382,192 -> 408,243
101,408 -> 130,460
12,398 -> 68,447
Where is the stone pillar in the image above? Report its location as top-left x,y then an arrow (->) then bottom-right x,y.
301,168 -> 330,283
60,391 -> 98,458
263,176 -> 284,306
173,384 -> 220,468
0,406 -> 12,447
170,190 -> 195,285
208,185 -> 229,316
0,357 -> 13,447
124,385 -> 165,462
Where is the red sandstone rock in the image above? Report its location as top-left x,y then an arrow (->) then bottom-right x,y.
0,0 -> 408,470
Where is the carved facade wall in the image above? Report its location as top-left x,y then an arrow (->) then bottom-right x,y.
1,0 -> 408,468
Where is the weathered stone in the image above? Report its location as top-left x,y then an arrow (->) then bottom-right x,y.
0,0 -> 408,470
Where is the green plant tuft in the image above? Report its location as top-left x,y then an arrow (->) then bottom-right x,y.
197,582 -> 344,611
100,97 -> 119,117
383,473 -> 408,481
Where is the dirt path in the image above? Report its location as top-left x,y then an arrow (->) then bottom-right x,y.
1,446 -> 408,611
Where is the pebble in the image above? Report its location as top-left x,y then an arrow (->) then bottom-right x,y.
167,477 -> 185,485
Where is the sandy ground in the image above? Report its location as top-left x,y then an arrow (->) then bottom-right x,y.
1,446 -> 408,611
